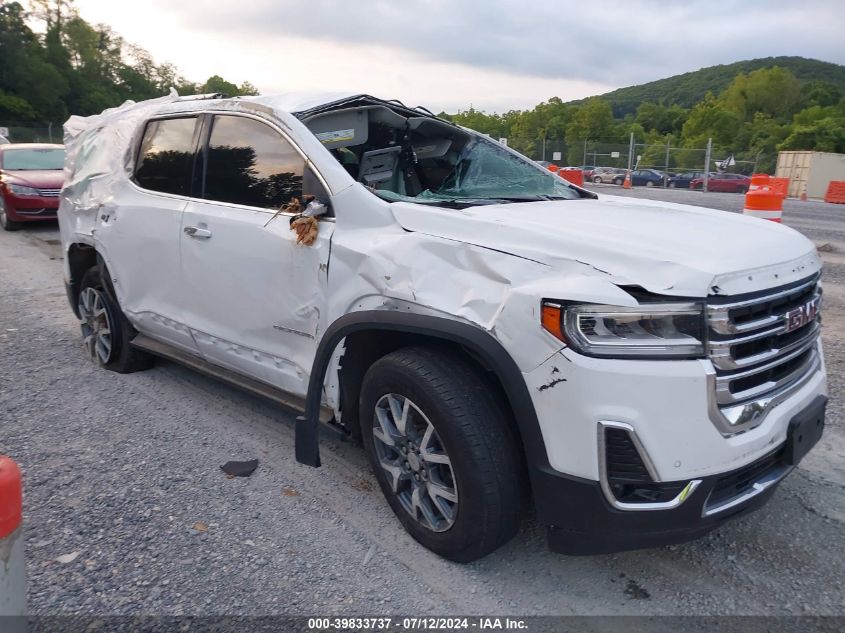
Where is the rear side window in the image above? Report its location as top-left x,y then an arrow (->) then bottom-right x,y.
134,117 -> 197,196
203,115 -> 304,208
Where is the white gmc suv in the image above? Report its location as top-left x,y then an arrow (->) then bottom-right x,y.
58,93 -> 827,561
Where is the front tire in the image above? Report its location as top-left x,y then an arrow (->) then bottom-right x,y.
0,199 -> 21,231
593,176 -> 602,183
360,347 -> 525,562
645,180 -> 654,187
77,266 -> 154,373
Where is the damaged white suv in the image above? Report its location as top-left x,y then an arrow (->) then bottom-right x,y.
58,93 -> 827,561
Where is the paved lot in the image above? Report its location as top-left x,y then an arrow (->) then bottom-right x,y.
1,189 -> 843,618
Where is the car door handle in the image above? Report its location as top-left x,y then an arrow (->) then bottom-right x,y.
184,226 -> 212,239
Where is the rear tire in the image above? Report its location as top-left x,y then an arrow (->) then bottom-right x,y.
736,186 -> 747,194
592,176 -> 602,183
613,178 -> 623,185
645,180 -> 654,187
668,182 -> 676,188
360,347 -> 525,562
77,265 -> 155,373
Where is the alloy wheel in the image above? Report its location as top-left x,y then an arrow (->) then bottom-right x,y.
371,393 -> 458,532
78,287 -> 113,364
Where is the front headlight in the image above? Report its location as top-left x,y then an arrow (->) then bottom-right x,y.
542,300 -> 705,359
8,184 -> 40,196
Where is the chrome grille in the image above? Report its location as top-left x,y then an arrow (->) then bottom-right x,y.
707,274 -> 821,414
37,188 -> 61,197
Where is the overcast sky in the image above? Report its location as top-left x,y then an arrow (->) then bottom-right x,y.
65,0 -> 845,113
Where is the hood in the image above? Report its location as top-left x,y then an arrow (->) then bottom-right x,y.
2,169 -> 64,188
390,194 -> 820,298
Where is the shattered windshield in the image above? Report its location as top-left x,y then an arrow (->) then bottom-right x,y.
417,137 -> 579,202
373,136 -> 580,206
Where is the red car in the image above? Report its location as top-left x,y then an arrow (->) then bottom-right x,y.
689,172 -> 750,193
0,143 -> 65,231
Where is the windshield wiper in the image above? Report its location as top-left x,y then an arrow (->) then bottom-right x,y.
416,198 -> 506,209
480,194 -> 574,202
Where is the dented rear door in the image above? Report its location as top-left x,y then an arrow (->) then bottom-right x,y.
104,115 -> 202,354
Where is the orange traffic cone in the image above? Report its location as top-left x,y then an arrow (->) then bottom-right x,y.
623,171 -> 632,189
743,187 -> 783,222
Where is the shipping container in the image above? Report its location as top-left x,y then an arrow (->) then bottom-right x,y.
775,151 -> 845,199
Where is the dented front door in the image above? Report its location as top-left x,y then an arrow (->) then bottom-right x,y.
178,113 -> 333,397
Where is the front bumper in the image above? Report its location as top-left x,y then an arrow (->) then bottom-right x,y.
540,464 -> 778,555
520,329 -> 827,554
3,193 -> 59,221
535,395 -> 826,554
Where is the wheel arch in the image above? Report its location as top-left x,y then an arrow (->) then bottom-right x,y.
65,242 -> 98,317
298,311 -> 550,482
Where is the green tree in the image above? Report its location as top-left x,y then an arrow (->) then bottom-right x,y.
802,80 -> 842,108
566,97 -> 614,142
202,75 -> 259,97
635,102 -> 688,135
779,99 -> 845,153
681,93 -> 742,150
0,0 -> 258,124
742,113 -> 790,173
721,66 -> 802,122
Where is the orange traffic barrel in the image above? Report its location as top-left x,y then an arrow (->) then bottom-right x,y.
743,187 -> 783,222
769,177 -> 789,199
824,181 -> 845,204
0,456 -> 27,622
546,164 -> 560,173
749,174 -> 770,190
558,168 -> 584,187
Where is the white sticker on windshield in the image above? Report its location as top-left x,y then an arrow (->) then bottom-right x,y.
315,129 -> 355,144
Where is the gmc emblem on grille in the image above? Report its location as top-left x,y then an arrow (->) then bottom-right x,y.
784,297 -> 820,333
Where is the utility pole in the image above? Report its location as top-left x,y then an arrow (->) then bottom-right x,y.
542,132 -> 547,162
627,132 -> 634,172
703,138 -> 712,193
664,139 -> 670,187
582,139 -> 588,168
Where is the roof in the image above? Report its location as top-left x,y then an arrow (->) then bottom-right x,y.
240,92 -> 361,115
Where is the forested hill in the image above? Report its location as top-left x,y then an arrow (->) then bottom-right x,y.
578,57 -> 845,117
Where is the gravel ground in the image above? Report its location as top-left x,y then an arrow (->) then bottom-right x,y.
1,199 -> 844,619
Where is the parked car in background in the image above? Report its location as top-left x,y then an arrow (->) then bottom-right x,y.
580,165 -> 597,179
668,171 -> 703,188
690,172 -> 750,193
612,168 -> 665,187
0,143 -> 65,230
536,160 -> 553,168
591,167 -> 626,184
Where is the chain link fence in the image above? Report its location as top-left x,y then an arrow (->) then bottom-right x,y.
0,123 -> 61,144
